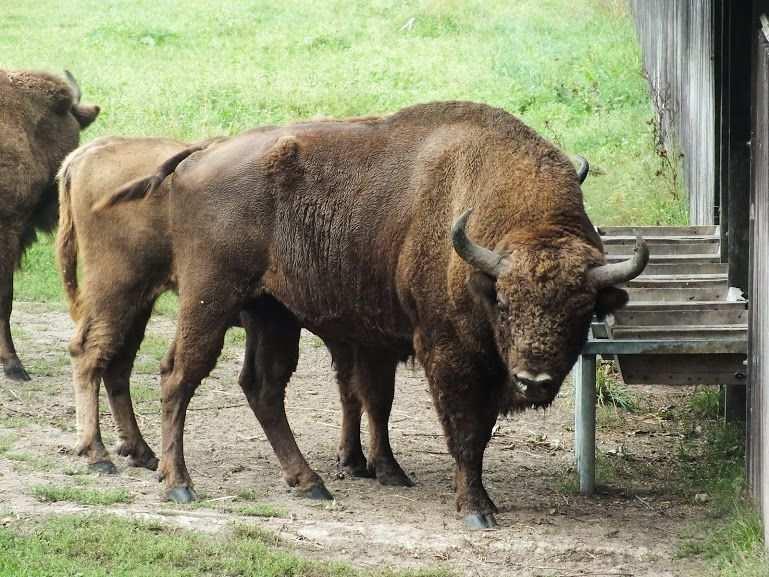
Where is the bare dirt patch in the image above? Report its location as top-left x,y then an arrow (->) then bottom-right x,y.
1,302 -> 710,576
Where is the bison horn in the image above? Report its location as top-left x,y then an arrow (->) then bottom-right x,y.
575,155 -> 589,184
64,70 -> 81,103
451,209 -> 509,278
587,237 -> 649,288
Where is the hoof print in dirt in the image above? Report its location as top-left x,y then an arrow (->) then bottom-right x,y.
88,461 -> 118,475
3,360 -> 31,382
167,486 -> 197,504
298,484 -> 334,501
463,512 -> 497,530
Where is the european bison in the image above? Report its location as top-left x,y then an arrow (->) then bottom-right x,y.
108,101 -> 648,527
57,135 -> 411,497
0,69 -> 99,381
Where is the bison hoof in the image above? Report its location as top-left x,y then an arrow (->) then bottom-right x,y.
167,486 -> 197,504
127,453 -> 159,471
88,460 -> 118,475
117,443 -> 159,471
336,456 -> 373,479
3,359 -> 31,382
298,484 -> 334,501
372,462 -> 415,487
463,512 -> 498,530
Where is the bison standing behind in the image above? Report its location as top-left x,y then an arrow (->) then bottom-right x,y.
57,134 -> 411,498
108,101 -> 648,528
0,69 -> 99,381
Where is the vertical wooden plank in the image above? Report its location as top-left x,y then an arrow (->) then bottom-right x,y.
630,0 -> 716,225
749,9 -> 769,546
574,354 -> 596,496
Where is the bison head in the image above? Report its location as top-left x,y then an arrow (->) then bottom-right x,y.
11,70 -> 100,140
452,209 -> 647,410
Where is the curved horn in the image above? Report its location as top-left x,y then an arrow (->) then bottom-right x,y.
575,155 -> 589,184
451,209 -> 508,278
64,70 -> 81,103
587,237 -> 649,288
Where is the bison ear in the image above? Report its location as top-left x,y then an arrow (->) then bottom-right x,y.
265,135 -> 303,187
468,271 -> 498,314
52,86 -> 73,115
594,286 -> 629,319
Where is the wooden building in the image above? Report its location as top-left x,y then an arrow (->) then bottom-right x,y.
628,0 -> 769,545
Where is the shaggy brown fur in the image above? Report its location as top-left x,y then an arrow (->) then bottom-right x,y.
57,136 -> 410,495
0,69 -> 99,381
109,101 -> 643,526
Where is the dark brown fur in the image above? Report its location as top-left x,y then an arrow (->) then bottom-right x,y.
110,101 -> 631,524
0,69 -> 99,381
57,135 -> 410,494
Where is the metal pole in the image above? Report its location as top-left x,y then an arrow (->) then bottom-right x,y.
575,354 -> 596,495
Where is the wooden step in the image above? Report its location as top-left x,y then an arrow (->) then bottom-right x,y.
603,235 -> 719,251
598,225 -> 718,236
641,262 -> 728,275
628,276 -> 727,289
607,253 -> 721,264
611,324 -> 748,340
614,302 -> 747,326
617,353 -> 747,385
627,286 -> 729,301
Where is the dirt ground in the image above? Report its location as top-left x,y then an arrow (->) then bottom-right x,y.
0,301 -> 710,577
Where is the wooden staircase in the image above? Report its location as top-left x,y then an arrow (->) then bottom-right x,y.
574,225 -> 749,495
594,225 -> 747,385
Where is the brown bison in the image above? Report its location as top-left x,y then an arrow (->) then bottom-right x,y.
0,69 -> 99,381
57,135 -> 412,497
108,101 -> 647,527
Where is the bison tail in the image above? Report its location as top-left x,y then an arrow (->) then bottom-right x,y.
91,144 -> 208,213
55,153 -> 82,321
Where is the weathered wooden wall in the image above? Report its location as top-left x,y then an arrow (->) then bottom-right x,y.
749,13 -> 769,547
630,0 -> 716,225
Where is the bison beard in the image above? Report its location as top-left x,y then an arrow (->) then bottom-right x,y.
106,101 -> 647,528
0,69 -> 99,381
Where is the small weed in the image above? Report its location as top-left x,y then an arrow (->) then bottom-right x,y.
596,361 -> 637,412
236,488 -> 264,502
689,387 -> 722,420
31,484 -> 133,506
0,433 -> 15,454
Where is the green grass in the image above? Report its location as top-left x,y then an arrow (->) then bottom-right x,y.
31,484 -> 134,506
0,515 -> 453,577
5,0 -> 684,304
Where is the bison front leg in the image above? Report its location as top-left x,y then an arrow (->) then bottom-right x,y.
0,234 -> 30,382
239,304 -> 332,500
420,342 -> 499,528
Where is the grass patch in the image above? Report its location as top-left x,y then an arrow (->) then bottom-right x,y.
231,503 -> 286,518
134,333 -> 171,375
0,515 -> 453,577
675,399 -> 768,575
31,485 -> 133,506
4,451 -> 56,472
